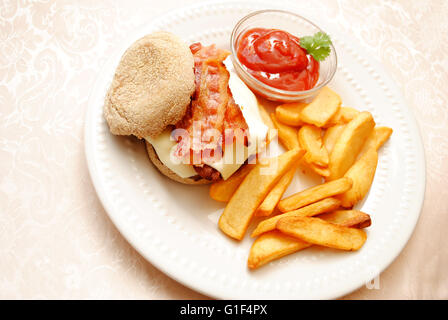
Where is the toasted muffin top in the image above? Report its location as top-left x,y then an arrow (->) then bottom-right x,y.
104,32 -> 195,139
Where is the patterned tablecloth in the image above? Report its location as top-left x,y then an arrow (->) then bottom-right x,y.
1,0 -> 447,299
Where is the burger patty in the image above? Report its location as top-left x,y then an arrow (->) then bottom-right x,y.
194,164 -> 221,181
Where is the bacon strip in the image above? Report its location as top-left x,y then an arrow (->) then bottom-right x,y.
224,93 -> 249,148
176,43 -> 249,172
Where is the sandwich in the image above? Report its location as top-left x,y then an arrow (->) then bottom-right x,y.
104,31 -> 269,184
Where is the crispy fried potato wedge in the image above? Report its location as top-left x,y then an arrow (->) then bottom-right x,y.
298,157 -> 329,177
275,102 -> 307,126
248,210 -> 371,269
299,125 -> 329,167
251,197 -> 341,237
218,148 -> 305,240
276,216 -> 367,251
257,101 -> 278,144
360,126 -> 393,155
265,127 -> 278,147
323,107 -> 360,128
323,124 -> 346,155
270,113 -> 300,150
327,112 -> 375,181
256,165 -> 297,217
257,101 -> 275,129
338,127 -> 392,207
248,230 -> 310,269
300,87 -> 341,127
308,162 -> 330,177
339,148 -> 378,208
209,164 -> 255,202
278,177 -> 352,212
317,210 -> 371,229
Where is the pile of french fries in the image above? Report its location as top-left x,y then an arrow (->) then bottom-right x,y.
210,86 -> 392,269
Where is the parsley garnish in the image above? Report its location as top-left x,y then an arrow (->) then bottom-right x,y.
299,32 -> 332,62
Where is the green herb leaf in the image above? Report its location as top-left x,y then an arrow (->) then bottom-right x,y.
299,32 -> 332,62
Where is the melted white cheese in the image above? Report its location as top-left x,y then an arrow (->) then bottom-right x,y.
146,56 -> 268,180
145,129 -> 197,178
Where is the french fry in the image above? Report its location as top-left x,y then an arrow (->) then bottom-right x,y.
323,107 -> 360,128
298,125 -> 329,167
327,112 -> 375,181
298,157 -> 329,177
275,102 -> 307,126
308,163 -> 330,177
318,210 -> 371,229
338,149 -> 378,208
300,87 -> 341,127
338,127 -> 392,208
251,197 -> 341,238
256,165 -> 297,217
360,126 -> 393,155
270,113 -> 299,150
248,231 -> 310,270
276,216 -> 367,251
248,210 -> 371,269
278,177 -> 352,212
209,164 -> 255,202
257,101 -> 278,144
218,148 -> 305,240
258,102 -> 275,129
323,124 -> 346,155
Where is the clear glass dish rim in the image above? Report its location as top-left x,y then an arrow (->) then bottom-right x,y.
230,9 -> 338,97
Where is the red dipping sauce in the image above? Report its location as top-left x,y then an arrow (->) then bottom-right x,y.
236,28 -> 319,91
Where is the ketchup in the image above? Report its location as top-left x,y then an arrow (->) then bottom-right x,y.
237,28 -> 319,91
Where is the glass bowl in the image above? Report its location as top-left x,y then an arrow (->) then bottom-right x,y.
230,10 -> 337,102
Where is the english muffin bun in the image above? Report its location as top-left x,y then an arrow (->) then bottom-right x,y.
104,31 -> 195,139
145,141 -> 211,185
104,31 -> 205,184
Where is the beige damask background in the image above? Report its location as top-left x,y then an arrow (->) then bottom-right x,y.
0,0 -> 447,299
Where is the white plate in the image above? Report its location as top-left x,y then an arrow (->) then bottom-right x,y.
84,1 -> 426,299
